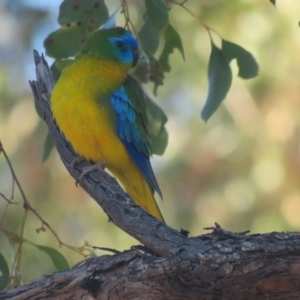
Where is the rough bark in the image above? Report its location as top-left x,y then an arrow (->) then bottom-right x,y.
1,51 -> 300,300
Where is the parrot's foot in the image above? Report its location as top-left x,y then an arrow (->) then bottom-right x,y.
69,156 -> 85,169
76,161 -> 105,186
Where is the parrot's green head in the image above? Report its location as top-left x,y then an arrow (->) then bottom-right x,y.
80,27 -> 139,67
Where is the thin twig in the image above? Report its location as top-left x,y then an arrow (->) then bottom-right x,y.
0,141 -> 92,257
170,0 -> 220,39
121,0 -> 138,35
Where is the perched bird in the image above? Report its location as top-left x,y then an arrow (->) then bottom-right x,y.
51,27 -> 164,222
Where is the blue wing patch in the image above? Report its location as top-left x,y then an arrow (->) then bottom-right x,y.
110,87 -> 162,198
122,139 -> 162,198
110,86 -> 149,155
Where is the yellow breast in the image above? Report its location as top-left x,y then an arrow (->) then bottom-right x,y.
51,56 -> 131,167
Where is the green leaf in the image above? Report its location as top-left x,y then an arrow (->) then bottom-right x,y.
222,39 -> 259,79
58,0 -> 109,30
44,0 -> 109,59
42,131 -> 55,162
0,252 -> 9,291
201,42 -> 232,122
138,15 -> 160,55
154,23 -> 185,94
33,244 -> 69,271
149,0 -> 171,12
44,26 -> 87,59
159,23 -> 185,73
145,96 -> 168,155
151,126 -> 168,155
269,0 -> 276,7
145,0 -> 169,30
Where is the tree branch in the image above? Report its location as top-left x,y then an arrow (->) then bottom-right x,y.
1,51 -> 300,299
28,50 -> 191,257
2,228 -> 300,299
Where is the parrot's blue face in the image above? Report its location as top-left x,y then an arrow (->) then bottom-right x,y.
108,32 -> 139,67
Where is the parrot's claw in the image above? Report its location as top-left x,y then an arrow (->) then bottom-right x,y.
76,161 -> 105,186
69,156 -> 85,169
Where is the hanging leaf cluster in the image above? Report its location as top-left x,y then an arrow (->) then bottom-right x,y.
201,39 -> 259,121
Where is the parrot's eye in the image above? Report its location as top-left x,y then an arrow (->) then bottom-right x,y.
116,40 -> 124,48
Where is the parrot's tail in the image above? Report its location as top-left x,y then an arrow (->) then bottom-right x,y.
112,168 -> 164,223
127,177 -> 165,223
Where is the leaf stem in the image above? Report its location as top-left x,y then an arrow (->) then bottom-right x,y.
121,0 -> 138,35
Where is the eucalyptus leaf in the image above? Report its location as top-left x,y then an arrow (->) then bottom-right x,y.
45,0 -> 108,59
138,15 -> 160,55
32,244 -> 70,271
201,42 -> 232,122
145,0 -> 169,30
44,26 -> 87,59
222,39 -> 259,79
269,0 -> 276,7
149,0 -> 171,11
153,23 -> 184,94
58,0 -> 108,29
145,95 -> 168,155
42,131 -> 55,162
159,23 -> 185,73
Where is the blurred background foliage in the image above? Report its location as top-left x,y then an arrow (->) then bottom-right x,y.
1,0 -> 300,284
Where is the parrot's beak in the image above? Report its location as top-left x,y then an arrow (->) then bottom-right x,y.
132,47 -> 139,67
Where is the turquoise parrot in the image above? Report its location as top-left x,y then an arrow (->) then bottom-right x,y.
51,27 -> 164,222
